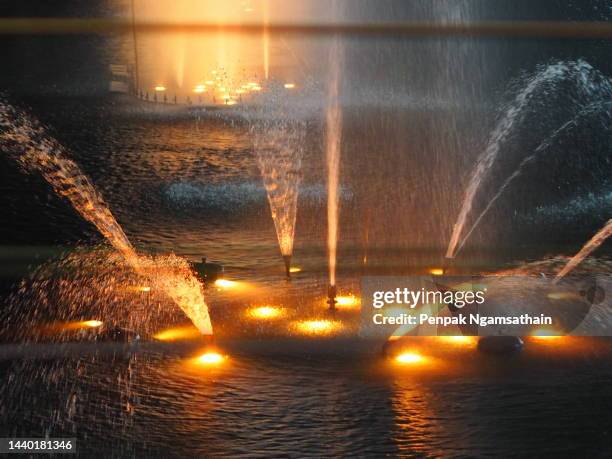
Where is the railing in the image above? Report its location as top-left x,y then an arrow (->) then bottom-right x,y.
0,19 -> 610,39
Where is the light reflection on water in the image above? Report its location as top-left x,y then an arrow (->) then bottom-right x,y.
1,338 -> 611,456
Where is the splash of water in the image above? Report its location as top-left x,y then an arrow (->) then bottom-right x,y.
0,100 -> 212,335
251,119 -> 305,260
446,61 -> 612,258
454,102 -> 610,255
326,37 -> 343,287
554,219 -> 612,283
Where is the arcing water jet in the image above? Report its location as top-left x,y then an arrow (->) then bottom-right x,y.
446,61 -> 612,258
554,219 -> 612,283
0,100 -> 212,335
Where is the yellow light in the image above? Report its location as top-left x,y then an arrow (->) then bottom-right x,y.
395,352 -> 425,364
335,295 -> 360,309
154,325 -> 201,341
248,306 -> 284,320
205,80 -> 214,85
215,279 -> 237,289
197,352 -> 225,365
194,85 -> 206,93
251,86 -> 262,91
284,83 -> 296,89
429,268 -> 444,276
227,100 -> 237,106
244,7 -> 254,12
140,286 -> 151,292
294,320 -> 340,336
80,320 -> 103,328
154,86 -> 166,92
289,266 -> 301,273
222,94 -> 231,100
235,89 -> 246,94
436,336 -> 476,346
531,328 -> 563,340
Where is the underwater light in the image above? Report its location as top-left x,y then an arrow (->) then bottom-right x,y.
335,295 -> 360,309
294,320 -> 340,335
154,85 -> 166,92
215,279 -> 237,289
80,320 -> 103,328
530,327 -> 564,340
248,306 -> 284,320
437,336 -> 476,346
197,352 -> 225,365
154,325 -> 201,341
395,352 -> 426,364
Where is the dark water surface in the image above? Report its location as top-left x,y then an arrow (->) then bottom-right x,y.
1,1 -> 612,457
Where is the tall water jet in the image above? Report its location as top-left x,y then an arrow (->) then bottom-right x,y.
0,100 -> 212,335
446,61 -> 612,258
262,0 -> 270,80
251,118 -> 305,278
325,34 -> 343,308
554,219 -> 612,283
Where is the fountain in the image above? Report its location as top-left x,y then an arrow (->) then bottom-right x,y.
325,34 -> 344,308
554,219 -> 612,283
0,100 -> 213,335
446,61 -> 612,258
251,117 -> 306,278
454,101 -> 611,255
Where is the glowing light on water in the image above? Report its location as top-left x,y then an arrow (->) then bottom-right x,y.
197,352 -> 225,365
154,85 -> 166,92
294,320 -> 340,336
284,83 -> 296,89
0,101 -> 213,336
193,85 -> 206,93
326,34 -> 344,288
248,306 -> 284,320
530,327 -> 564,340
154,325 -> 201,341
436,336 -> 476,346
215,279 -> 238,289
429,268 -> 444,276
334,295 -> 360,309
289,267 -> 302,273
80,320 -> 103,328
395,352 -> 426,365
554,219 -> 612,283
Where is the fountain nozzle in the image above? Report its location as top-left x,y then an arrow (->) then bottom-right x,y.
283,255 -> 292,280
327,284 -> 337,310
